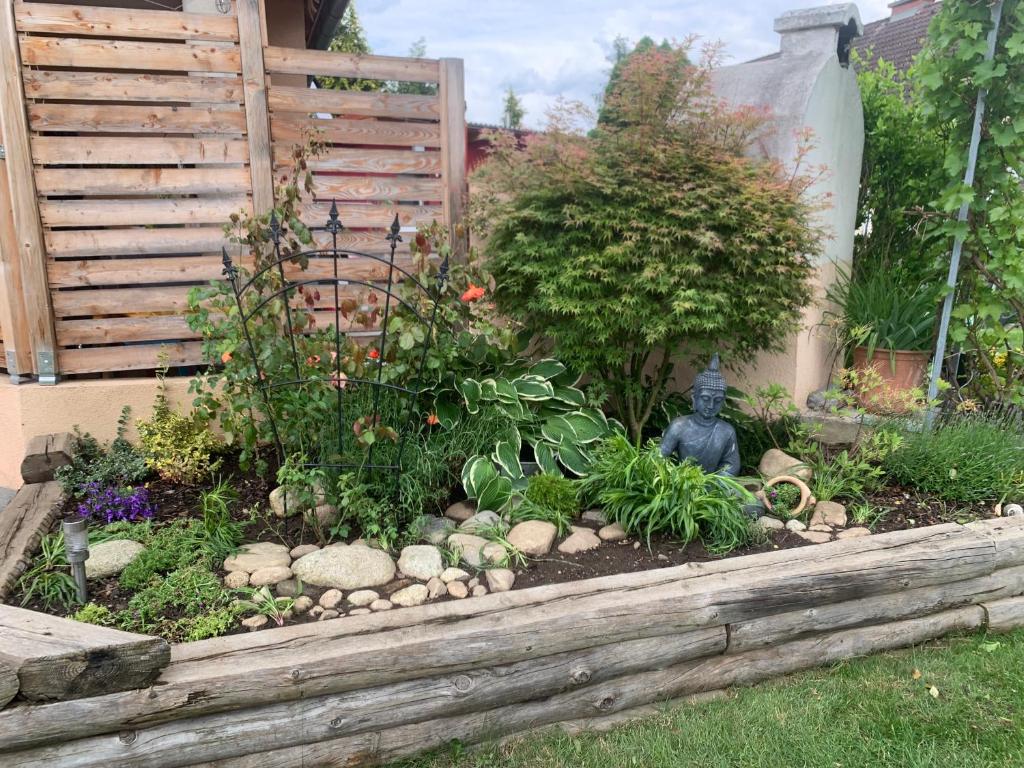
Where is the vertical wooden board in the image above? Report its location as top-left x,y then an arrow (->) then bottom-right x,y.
439,58 -> 468,259
0,0 -> 57,379
0,154 -> 32,377
236,0 -> 273,216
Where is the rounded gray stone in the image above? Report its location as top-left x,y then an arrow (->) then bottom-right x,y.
85,539 -> 145,580
397,545 -> 444,580
291,544 -> 396,590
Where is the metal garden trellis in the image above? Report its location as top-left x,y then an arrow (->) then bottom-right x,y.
221,201 -> 449,495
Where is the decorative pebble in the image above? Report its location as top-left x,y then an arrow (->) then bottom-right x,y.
292,596 -> 314,614
248,565 -> 293,587
369,599 -> 393,611
808,524 -> 833,533
815,501 -> 848,528
507,521 -> 558,556
582,509 -> 608,525
224,571 -> 249,589
444,500 -> 476,522
224,543 -> 290,574
447,581 -> 469,599
397,545 -> 444,580
468,577 -> 479,589
485,569 -> 515,593
440,567 -> 469,583
472,584 -> 488,597
291,544 -> 396,590
347,590 -> 379,607
319,589 -> 344,610
241,614 -> 268,631
275,579 -> 302,597
319,609 -> 340,621
797,531 -> 832,544
459,510 -> 505,533
837,527 -> 872,539
426,577 -> 447,599
446,533 -> 489,568
290,544 -> 320,559
84,540 -> 145,580
308,605 -> 324,619
785,519 -> 807,533
558,527 -> 602,554
598,523 -> 627,542
756,516 -> 785,531
391,584 -> 429,607
417,515 -> 454,545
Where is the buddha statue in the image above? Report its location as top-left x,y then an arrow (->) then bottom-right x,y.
660,354 -> 741,476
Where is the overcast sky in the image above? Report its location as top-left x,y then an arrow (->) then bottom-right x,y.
356,0 -> 892,126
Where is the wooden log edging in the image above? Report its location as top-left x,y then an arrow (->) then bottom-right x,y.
0,481 -> 64,600
0,518 -> 1022,766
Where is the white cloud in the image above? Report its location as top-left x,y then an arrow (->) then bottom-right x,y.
356,0 -> 896,126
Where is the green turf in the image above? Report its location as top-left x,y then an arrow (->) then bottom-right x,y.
391,630 -> 1024,768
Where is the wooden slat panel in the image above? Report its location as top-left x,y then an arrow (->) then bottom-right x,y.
275,147 -> 442,175
264,46 -> 439,83
49,255 -> 223,288
15,3 -> 239,42
59,341 -> 204,374
237,0 -> 273,216
303,201 -> 442,229
35,167 -> 251,195
23,71 -> 244,103
53,285 -> 196,317
32,136 -> 249,166
312,175 -> 444,202
20,37 -> 241,74
58,315 -> 197,345
269,86 -> 439,120
45,227 -> 230,258
28,104 -> 246,134
440,58 -> 468,258
272,116 -> 441,148
40,197 -> 250,227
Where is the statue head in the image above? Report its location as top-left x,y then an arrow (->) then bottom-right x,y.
691,354 -> 726,424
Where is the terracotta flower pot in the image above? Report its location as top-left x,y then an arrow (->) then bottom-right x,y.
851,346 -> 930,413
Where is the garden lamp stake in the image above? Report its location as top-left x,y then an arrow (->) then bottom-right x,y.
926,0 -> 1003,423
62,518 -> 89,604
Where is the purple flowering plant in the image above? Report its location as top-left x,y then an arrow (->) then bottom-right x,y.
76,482 -> 155,524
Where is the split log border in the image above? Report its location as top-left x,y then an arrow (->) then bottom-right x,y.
0,518 -> 1021,767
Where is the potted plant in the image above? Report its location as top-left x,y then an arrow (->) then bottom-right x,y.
825,266 -> 938,413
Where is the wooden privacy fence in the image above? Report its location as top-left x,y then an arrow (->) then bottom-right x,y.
0,0 -> 467,381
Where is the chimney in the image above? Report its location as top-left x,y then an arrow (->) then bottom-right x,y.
774,4 -> 864,64
888,0 -> 936,19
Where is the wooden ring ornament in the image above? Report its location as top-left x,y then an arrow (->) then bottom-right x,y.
760,475 -> 814,518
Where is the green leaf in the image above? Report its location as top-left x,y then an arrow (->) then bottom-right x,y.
478,378 -> 498,401
562,410 -> 608,443
462,455 -> 497,498
541,415 -> 578,446
493,377 -> 520,405
551,385 -> 587,407
534,442 -> 560,474
493,440 -> 523,479
557,443 -> 592,476
398,331 -> 415,351
434,396 -> 460,430
495,398 -> 527,421
458,378 -> 481,414
476,473 -> 513,513
529,358 -> 567,381
512,374 -> 555,401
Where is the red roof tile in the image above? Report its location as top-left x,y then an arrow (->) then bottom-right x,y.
852,1 -> 943,72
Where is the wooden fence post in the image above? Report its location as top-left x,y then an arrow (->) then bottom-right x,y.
0,0 -> 58,383
237,0 -> 274,216
439,58 -> 468,260
0,150 -> 33,382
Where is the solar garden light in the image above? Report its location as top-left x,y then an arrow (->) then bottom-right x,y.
62,517 -> 89,604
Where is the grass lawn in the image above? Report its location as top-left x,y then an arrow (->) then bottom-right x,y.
393,630 -> 1024,768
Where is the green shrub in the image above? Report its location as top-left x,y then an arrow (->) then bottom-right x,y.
525,473 -> 578,518
578,435 -> 753,552
119,520 -> 206,591
883,414 -> 1024,502
174,606 -> 243,642
55,412 -> 149,500
72,603 -> 115,627
198,479 -> 244,562
118,563 -> 233,639
766,483 -> 802,517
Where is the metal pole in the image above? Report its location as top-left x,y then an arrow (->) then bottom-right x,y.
926,0 -> 1004,422
62,518 -> 89,604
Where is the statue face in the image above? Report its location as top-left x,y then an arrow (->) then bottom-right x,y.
692,388 -> 725,422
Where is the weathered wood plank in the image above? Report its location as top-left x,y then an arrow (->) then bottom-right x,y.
0,524 -> 994,750
269,86 -> 439,120
301,201 -> 441,230
31,136 -> 249,166
0,606 -> 170,702
0,149 -> 33,378
52,285 -> 197,317
15,3 -> 239,41
35,167 -> 251,196
966,516 -> 1024,569
312,175 -> 444,202
20,37 -> 241,74
264,46 -> 439,83
276,147 -> 442,175
0,483 -> 63,601
983,595 -> 1024,633
236,0 -> 273,216
23,71 -> 244,104
0,660 -> 16,711
3,629 -> 726,768
59,342 -> 205,375
57,315 -> 197,346
40,197 -> 250,228
28,104 -> 246,134
439,58 -> 467,257
272,115 -> 441,148
20,433 -> 74,485
45,227 -> 230,259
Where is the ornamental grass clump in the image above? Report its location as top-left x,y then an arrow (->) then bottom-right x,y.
579,434 -> 753,553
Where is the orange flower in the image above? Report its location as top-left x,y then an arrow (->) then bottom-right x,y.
426,413 -> 440,426
368,348 -> 380,360
306,354 -> 321,366
220,351 -> 233,364
461,283 -> 486,303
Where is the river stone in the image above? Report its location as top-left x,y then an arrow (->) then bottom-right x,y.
319,589 -> 344,609
809,524 -> 833,533
308,605 -> 324,619
241,614 -> 267,631
417,515 -> 454,545
223,543 -> 290,574
447,533 -> 489,568
598,522 -> 627,542
249,565 -> 293,587
758,449 -> 811,481
797,530 -> 832,544
482,542 -> 508,565
312,504 -> 339,527
557,527 -> 602,555
397,545 -> 444,580
290,544 -> 320,559
319,610 -> 340,621
448,581 -> 469,599
347,589 -> 379,607
445,500 -> 476,522
459,510 -> 505,533
785,519 -> 807,533
837,527 -> 872,539
349,608 -> 371,615
581,509 -> 608,525
269,482 -> 326,518
426,577 -> 447,599
85,539 -> 145,579
391,583 -> 429,607
507,521 -> 557,556
370,599 -> 393,611
485,568 -> 515,593
472,584 -> 488,597
757,516 -> 785,531
224,571 -> 249,589
292,596 -> 313,614
440,567 -> 469,583
815,501 -> 847,528
291,544 -> 396,589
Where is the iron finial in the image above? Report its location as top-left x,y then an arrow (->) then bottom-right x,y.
326,199 -> 342,235
386,213 -> 402,245
221,247 -> 238,281
436,255 -> 450,292
268,211 -> 281,245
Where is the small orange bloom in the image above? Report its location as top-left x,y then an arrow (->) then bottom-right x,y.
220,351 -> 233,364
368,348 -> 380,360
426,413 -> 440,426
461,283 -> 486,303
306,354 -> 321,366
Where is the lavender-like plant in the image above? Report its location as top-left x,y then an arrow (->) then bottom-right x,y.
76,483 -> 155,524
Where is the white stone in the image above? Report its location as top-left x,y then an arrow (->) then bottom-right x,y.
292,596 -> 314,614
224,570 -> 249,589
440,567 -> 469,583
446,533 -> 489,568
581,509 -> 608,525
369,599 -> 393,611
444,500 -> 476,522
349,608 -> 371,616
397,545 -> 444,580
808,524 -> 833,533
816,501 -> 847,528
426,577 -> 447,599
459,510 -> 505,533
417,516 -> 454,545
557,527 -> 602,555
758,448 -> 811,481
223,543 -> 290,574
248,565 -> 293,587
347,590 -> 379,607
507,520 -> 557,556
472,584 -> 488,597
241,614 -> 268,631
447,581 -> 469,599
785,519 -> 807,533
308,605 -> 324,618
756,516 -> 785,531
289,544 -> 320,559
319,609 -> 340,621
319,589 -> 344,610
797,531 -> 832,544
485,568 -> 515,593
598,522 -> 627,542
85,539 -> 145,580
482,542 -> 508,565
291,544 -> 396,590
837,527 -> 871,539
391,584 -> 429,607
269,483 -> 326,518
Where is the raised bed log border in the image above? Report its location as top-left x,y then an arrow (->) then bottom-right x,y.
0,515 -> 1022,766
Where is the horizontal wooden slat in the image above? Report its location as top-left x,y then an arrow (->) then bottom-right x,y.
58,314 -> 197,345
40,197 -> 250,227
35,167 -> 251,195
303,201 -> 442,229
312,175 -> 444,202
49,255 -> 224,288
53,285 -> 197,317
264,46 -> 439,83
20,37 -> 241,73
15,3 -> 239,41
59,341 -> 205,374
45,227 -> 230,258
269,86 -> 439,120
32,136 -> 249,166
275,147 -> 441,175
272,116 -> 441,148
28,104 -> 246,134
23,71 -> 244,103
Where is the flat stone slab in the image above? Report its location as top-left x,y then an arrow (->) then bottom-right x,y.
291,544 -> 396,590
507,520 -> 557,556
85,539 -> 145,580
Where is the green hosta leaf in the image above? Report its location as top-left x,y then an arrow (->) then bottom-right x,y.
550,385 -> 586,407
529,358 -> 567,381
496,398 -> 527,421
541,415 -> 578,446
534,442 -> 560,475
512,374 -> 555,401
458,378 -> 481,415
562,410 -> 608,443
557,443 -> 592,477
478,378 -> 498,401
462,455 -> 497,498
476,473 -> 513,513
494,377 -> 520,405
493,440 -> 523,479
433,395 -> 460,430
